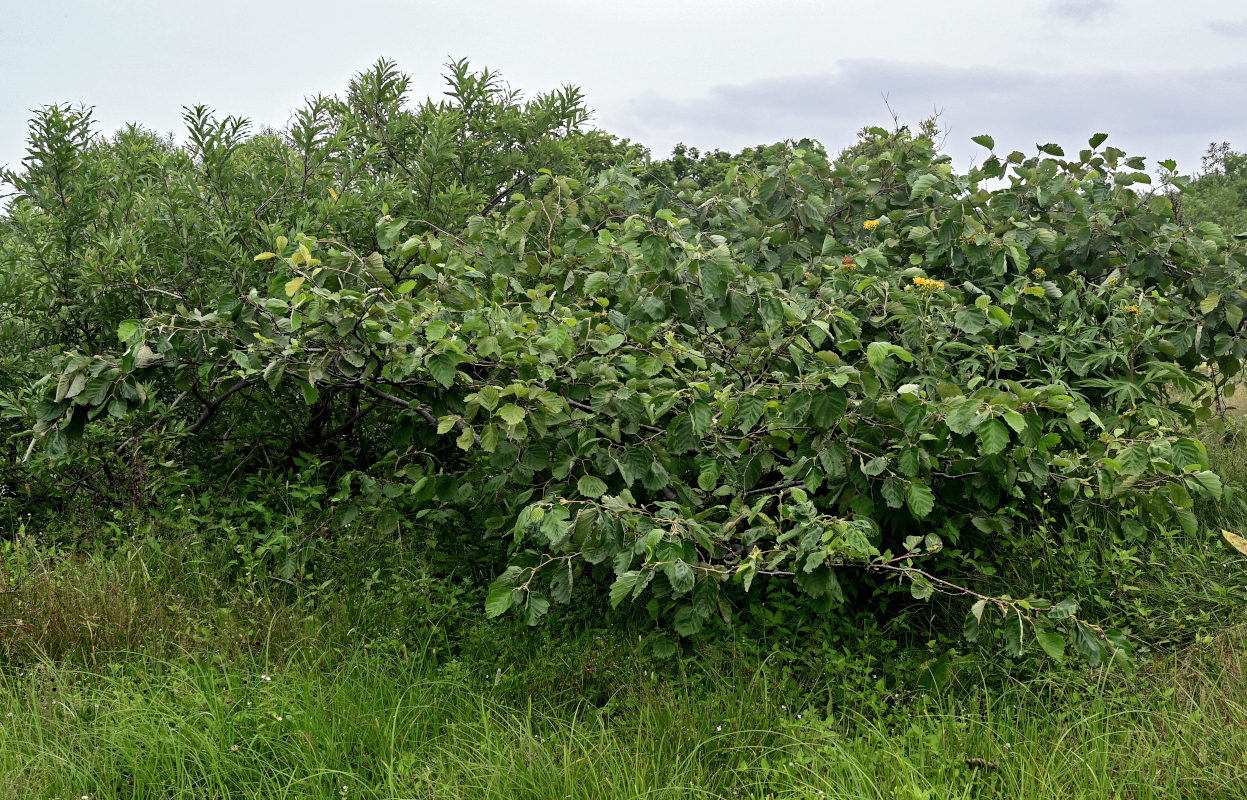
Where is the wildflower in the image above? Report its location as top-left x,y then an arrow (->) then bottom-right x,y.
911,276 -> 946,293
986,345 -> 996,352
716,725 -> 722,731
1124,305 -> 1140,316
863,219 -> 881,230
1032,268 -> 1045,278
261,674 -> 271,682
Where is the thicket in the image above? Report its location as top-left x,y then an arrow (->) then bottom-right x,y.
3,60 -> 1247,667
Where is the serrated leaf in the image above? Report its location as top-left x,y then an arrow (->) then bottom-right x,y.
906,482 -> 936,519
1071,621 -> 1103,666
665,561 -> 695,595
578,475 -> 608,498
498,404 -> 525,427
1035,628 -> 1066,661
1048,597 -> 1078,619
476,385 -> 501,411
910,173 -> 939,199
882,476 -> 905,508
427,353 -> 459,389
737,393 -> 767,433
810,388 -> 847,428
978,418 -> 1010,454
117,320 -> 141,343
525,593 -> 550,625
971,134 -> 995,150
485,585 -> 515,618
610,571 -> 640,607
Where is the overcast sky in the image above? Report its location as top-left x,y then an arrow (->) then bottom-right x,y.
2,0 -> 1246,175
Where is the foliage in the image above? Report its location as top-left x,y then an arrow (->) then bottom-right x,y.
1178,142 -> 1247,236
4,62 -> 1247,666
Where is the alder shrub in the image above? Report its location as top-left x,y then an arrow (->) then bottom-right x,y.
22,96 -> 1247,664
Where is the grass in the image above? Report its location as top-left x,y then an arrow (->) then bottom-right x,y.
1,627 -> 1245,799
0,535 -> 1245,799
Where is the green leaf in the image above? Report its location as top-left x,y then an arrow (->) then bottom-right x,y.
737,393 -> 767,433
1071,621 -> 1104,666
971,134 -> 995,150
284,276 -> 306,297
1035,628 -> 1066,661
673,604 -> 702,636
866,341 -> 891,370
1048,597 -> 1078,620
906,482 -> 936,519
610,571 -> 640,607
861,456 -> 888,477
964,598 -> 987,642
377,507 -> 400,535
485,585 -> 515,618
978,418 -> 1010,454
427,353 -> 459,389
525,593 -> 551,626
665,561 -> 695,595
577,475 -> 609,499
117,320 -> 141,343
810,388 -> 847,428
1088,133 -> 1108,149
910,173 -> 940,199
476,385 -> 501,411
498,404 -> 525,427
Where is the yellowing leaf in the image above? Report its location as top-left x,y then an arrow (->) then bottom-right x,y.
328,187 -> 339,201
1222,529 -> 1247,556
253,252 -> 277,261
284,276 -> 306,297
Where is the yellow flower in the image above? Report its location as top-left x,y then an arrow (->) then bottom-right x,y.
863,219 -> 881,230
1124,305 -> 1140,315
840,255 -> 858,270
1032,268 -> 1045,278
910,276 -> 946,294
986,345 -> 996,352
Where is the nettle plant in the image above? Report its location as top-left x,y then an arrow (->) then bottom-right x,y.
32,129 -> 1247,665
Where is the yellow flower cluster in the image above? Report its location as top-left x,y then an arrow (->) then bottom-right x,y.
907,276 -> 946,293
863,219 -> 881,230
1032,268 -> 1046,278
1124,305 -> 1140,315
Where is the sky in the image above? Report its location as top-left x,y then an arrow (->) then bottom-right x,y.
2,0 -> 1246,176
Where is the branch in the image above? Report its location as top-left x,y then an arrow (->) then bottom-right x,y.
187,377 -> 260,436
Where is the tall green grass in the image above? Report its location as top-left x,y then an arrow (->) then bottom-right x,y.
2,631 -> 1245,799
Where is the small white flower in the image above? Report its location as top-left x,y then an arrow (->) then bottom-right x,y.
261,674 -> 271,682
716,725 -> 722,731
277,715 -> 283,721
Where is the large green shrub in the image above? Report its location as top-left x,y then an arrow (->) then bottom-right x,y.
6,64 -> 1247,665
